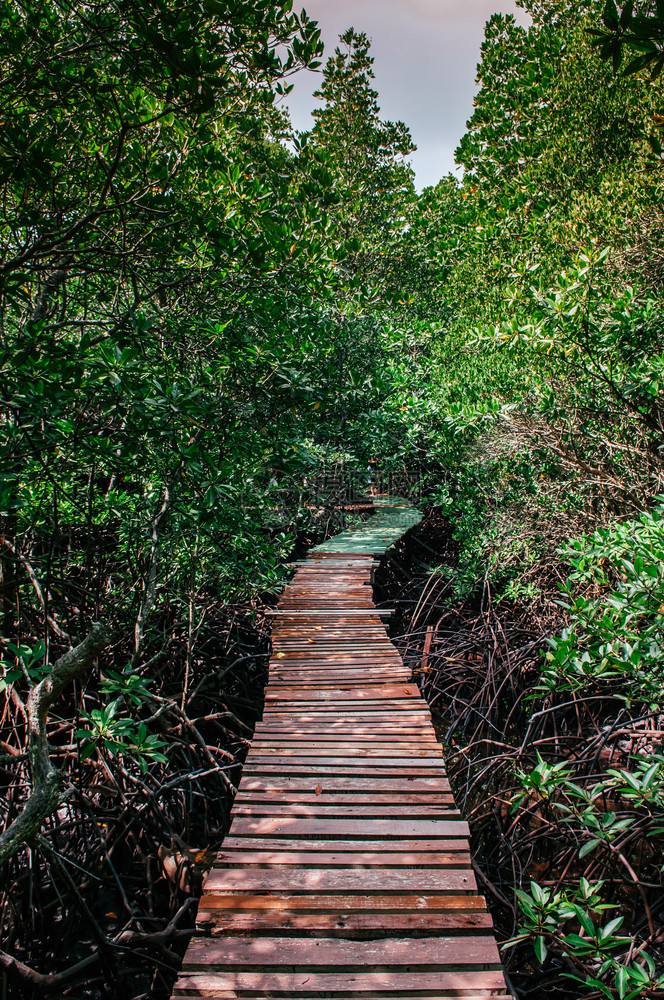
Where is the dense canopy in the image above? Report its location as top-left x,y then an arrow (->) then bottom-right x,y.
3,1 -> 664,997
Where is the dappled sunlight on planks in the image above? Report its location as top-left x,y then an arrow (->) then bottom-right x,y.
172,497 -> 511,1000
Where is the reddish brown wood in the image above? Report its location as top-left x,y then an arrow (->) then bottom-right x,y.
264,685 -> 420,700
221,834 -> 469,848
172,545 -> 508,1000
238,776 -> 451,790
183,934 -> 502,967
245,751 -> 444,761
197,892 -> 489,911
214,850 -> 471,867
173,971 -> 508,992
203,869 -> 476,892
199,910 -> 492,932
236,797 -> 457,810
231,804 -> 460,818
242,766 -> 451,778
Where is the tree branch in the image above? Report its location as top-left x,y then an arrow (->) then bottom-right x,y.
0,623 -> 112,867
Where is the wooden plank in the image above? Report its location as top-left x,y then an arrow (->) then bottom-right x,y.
268,677 -> 411,684
262,704 -> 430,712
260,712 -> 432,721
220,838 -> 470,852
249,736 -> 433,749
197,910 -> 492,933
242,767 -> 449,778
269,657 -> 404,663
175,991 -> 510,1000
214,850 -> 471,867
197,892 -> 489,912
271,648 -> 397,653
268,681 -> 412,688
244,749 -> 443,759
269,668 -> 407,675
253,726 -> 434,735
254,718 -> 432,727
246,731 -> 442,757
245,744 -> 445,756
230,804 -> 460,818
246,747 -> 440,755
262,699 -> 428,708
270,647 -> 398,652
244,757 -> 447,768
174,972 -> 506,993
234,795 -> 456,808
237,784 -> 453,797
267,609 -> 395,616
238,777 -> 451,791
248,740 -> 440,749
252,735 -> 436,742
203,869 -> 476,892
183,934 -> 501,968
261,706 -> 431,716
171,499 -> 508,1000
264,686 -> 420,701
243,769 -> 449,779
175,993 -> 511,1000
227,817 -> 470,838
269,663 -> 407,670
241,743 -> 442,764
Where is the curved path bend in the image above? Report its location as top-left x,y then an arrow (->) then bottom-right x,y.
173,496 -> 510,1000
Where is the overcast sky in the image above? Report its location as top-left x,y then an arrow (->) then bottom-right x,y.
285,0 -> 530,191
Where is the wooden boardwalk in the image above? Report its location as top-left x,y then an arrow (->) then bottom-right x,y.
173,498 -> 510,999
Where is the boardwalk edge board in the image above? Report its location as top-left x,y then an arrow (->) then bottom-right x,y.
172,496 -> 512,999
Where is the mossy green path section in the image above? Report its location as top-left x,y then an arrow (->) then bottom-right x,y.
312,495 -> 422,555
173,493 -> 510,1000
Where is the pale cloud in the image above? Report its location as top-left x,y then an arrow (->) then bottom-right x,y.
287,0 -> 530,189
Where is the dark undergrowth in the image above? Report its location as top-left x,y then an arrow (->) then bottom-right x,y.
379,504 -> 664,1000
0,498 -> 371,1000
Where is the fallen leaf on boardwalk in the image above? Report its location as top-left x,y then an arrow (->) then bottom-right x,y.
194,847 -> 209,863
315,784 -> 323,795
276,652 -> 285,658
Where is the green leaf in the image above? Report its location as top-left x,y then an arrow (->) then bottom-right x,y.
579,838 -> 602,858
603,0 -> 620,30
651,53 -> 664,78
620,0 -> 634,27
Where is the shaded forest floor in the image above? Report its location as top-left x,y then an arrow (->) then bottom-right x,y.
6,498 -> 664,1000
1,502 -> 372,1000
382,507 -> 664,999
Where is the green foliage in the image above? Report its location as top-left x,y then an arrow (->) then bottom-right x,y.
590,0 -> 664,78
398,9 -> 664,995
541,506 -> 664,704
306,27 -> 416,295
0,640 -> 48,691
501,509 -> 664,993
404,0 -> 664,606
504,877 -> 622,967
3,0 -> 664,991
0,6 -> 441,866
505,874 -> 664,997
76,702 -> 168,772
0,5 -> 429,677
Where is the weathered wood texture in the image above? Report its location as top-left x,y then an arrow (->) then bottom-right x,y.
173,497 -> 510,999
